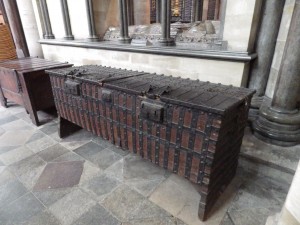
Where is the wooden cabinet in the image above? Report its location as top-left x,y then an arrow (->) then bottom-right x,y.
0,57 -> 72,125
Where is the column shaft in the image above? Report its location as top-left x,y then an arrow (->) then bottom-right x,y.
118,0 -> 131,43
2,0 -> 30,56
272,0 -> 300,112
156,0 -> 161,23
40,0 -> 54,39
248,0 -> 285,107
192,0 -> 203,22
85,0 -> 99,41
60,0 -> 74,40
127,0 -> 134,25
158,0 -> 174,46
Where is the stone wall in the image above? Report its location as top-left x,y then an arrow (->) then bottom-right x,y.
16,0 -> 43,57
265,0 -> 296,99
26,0 -> 263,88
41,44 -> 248,87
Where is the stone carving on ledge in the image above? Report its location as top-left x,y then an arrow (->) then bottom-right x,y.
103,21 -> 228,50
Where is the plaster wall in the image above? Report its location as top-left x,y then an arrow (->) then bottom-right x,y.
265,0 -> 296,99
16,0 -> 44,58
41,44 -> 248,87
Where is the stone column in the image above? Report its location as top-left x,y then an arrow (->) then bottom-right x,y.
2,0 -> 30,56
118,0 -> 131,43
60,0 -> 74,40
85,0 -> 99,42
192,0 -> 203,22
157,0 -> 175,46
156,0 -> 161,23
253,0 -> 300,146
248,0 -> 285,108
127,0 -> 134,25
39,0 -> 55,39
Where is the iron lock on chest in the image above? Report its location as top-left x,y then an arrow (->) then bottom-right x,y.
64,79 -> 80,96
140,100 -> 165,123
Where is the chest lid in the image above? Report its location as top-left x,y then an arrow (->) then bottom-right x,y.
47,65 -> 255,115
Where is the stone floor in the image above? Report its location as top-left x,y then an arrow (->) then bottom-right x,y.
0,104 -> 297,225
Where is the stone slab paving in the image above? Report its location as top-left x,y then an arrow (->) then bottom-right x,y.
0,104 -> 295,225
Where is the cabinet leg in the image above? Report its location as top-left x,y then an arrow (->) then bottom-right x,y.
0,88 -> 7,108
29,109 -> 40,126
59,116 -> 81,138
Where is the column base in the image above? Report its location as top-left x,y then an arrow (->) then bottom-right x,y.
44,34 -> 55,39
155,38 -> 176,46
64,35 -> 74,40
118,37 -> 132,44
253,103 -> 300,147
250,95 -> 264,109
87,35 -> 99,42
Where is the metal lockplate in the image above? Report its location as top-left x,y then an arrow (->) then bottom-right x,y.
64,79 -> 80,96
140,100 -> 165,123
102,89 -> 112,103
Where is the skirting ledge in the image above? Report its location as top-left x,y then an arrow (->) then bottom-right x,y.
39,39 -> 257,62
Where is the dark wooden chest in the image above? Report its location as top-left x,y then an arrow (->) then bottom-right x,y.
47,65 -> 255,221
0,57 -> 72,125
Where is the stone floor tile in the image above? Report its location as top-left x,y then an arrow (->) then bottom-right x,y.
123,154 -> 168,181
52,151 -> 86,163
220,213 -> 235,225
104,158 -> 124,181
0,146 -> 17,155
49,188 -> 97,225
23,210 -> 61,225
131,199 -> 172,220
15,111 -> 33,124
0,146 -> 34,165
0,160 -> 4,166
73,141 -> 107,158
0,130 -> 35,147
60,140 -> 91,151
0,115 -> 18,126
26,135 -> 57,153
0,192 -> 45,225
228,208 -> 272,225
149,174 -> 200,216
102,184 -> 146,221
9,155 -> 47,190
0,127 -> 5,136
123,217 -> 179,225
33,161 -> 84,190
4,104 -> 26,115
73,204 -> 121,225
33,188 -> 72,207
0,168 -> 15,186
241,127 -> 300,173
79,161 -> 103,185
92,136 -> 115,149
125,178 -> 165,197
59,129 -> 95,143
38,144 -> 69,162
82,174 -> 120,201
74,142 -> 122,169
92,137 -> 129,156
0,178 -> 28,209
26,131 -> 47,144
1,119 -> 35,131
39,121 -> 59,135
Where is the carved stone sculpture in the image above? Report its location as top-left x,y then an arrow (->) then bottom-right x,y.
103,20 -> 227,50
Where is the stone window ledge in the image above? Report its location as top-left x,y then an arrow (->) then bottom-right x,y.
39,39 -> 257,62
